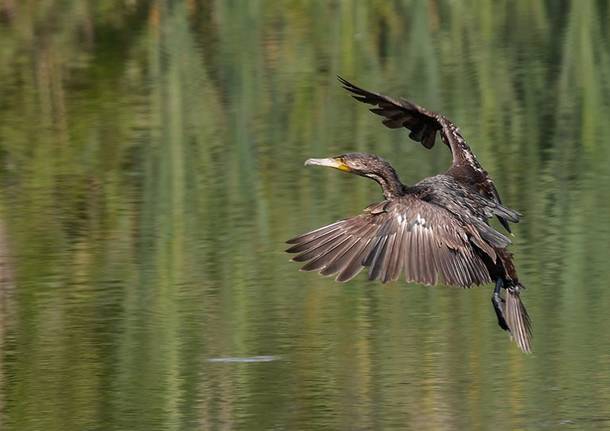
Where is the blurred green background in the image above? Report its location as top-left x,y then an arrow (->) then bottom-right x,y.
1,1 -> 610,430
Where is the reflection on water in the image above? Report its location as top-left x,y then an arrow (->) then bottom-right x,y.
1,1 -> 610,430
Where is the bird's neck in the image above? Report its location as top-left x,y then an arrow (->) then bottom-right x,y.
366,168 -> 405,199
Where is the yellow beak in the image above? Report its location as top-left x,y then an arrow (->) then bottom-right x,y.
304,158 -> 351,172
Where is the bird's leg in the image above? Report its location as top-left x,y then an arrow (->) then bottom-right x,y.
491,278 -> 510,331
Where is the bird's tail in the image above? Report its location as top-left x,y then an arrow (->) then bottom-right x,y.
505,283 -> 532,353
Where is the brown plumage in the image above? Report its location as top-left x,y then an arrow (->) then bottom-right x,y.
338,76 -> 513,232
287,77 -> 532,353
288,195 -> 492,286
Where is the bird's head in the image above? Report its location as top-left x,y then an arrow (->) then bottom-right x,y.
304,152 -> 404,198
305,152 -> 389,176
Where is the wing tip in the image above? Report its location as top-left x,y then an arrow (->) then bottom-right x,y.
337,75 -> 357,90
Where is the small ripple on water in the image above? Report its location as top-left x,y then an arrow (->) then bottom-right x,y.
206,355 -> 279,363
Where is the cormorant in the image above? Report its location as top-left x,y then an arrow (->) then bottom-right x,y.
286,77 -> 532,352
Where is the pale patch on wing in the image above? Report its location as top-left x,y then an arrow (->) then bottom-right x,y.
286,196 -> 494,287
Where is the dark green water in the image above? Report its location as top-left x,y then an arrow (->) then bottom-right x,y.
1,1 -> 610,430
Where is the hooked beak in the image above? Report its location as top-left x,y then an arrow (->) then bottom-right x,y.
304,157 -> 351,172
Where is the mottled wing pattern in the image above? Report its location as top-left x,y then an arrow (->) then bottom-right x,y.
286,196 -> 493,287
338,76 -> 517,233
414,175 -> 520,247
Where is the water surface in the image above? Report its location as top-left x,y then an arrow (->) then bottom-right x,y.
1,1 -> 610,430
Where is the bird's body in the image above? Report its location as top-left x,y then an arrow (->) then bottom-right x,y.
286,77 -> 532,352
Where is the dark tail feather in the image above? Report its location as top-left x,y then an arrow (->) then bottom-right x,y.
505,284 -> 532,353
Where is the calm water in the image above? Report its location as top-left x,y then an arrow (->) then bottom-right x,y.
1,1 -> 610,430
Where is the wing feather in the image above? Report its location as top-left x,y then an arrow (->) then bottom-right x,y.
386,221 -> 405,282
287,229 -> 345,258
336,236 -> 377,282
299,236 -> 352,272
286,221 -> 343,244
367,235 -> 389,281
338,76 -> 442,151
288,195 -> 494,287
320,224 -> 377,277
338,76 -> 520,233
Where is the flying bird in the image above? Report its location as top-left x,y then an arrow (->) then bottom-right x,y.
286,77 -> 532,352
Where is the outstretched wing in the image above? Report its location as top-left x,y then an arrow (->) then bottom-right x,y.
338,76 -> 516,232
338,76 -> 467,159
286,196 -> 494,287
